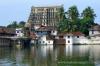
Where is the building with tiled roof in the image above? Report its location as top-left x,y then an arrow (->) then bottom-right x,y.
89,25 -> 100,36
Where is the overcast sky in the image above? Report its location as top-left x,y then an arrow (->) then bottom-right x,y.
0,0 -> 100,26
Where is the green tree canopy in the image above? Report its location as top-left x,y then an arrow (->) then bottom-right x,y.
7,21 -> 26,28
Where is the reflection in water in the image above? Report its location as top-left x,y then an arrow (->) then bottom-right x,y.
0,45 -> 100,66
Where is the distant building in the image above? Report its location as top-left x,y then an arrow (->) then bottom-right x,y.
16,28 -> 24,37
25,5 -> 62,27
55,32 -> 89,45
0,26 -> 16,36
89,25 -> 100,36
38,35 -> 53,45
89,25 -> 100,44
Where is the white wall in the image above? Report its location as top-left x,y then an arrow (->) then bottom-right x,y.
51,30 -> 57,36
73,36 -> 90,44
34,25 -> 41,30
16,28 -> 24,37
64,35 -> 73,45
89,30 -> 100,36
38,35 -> 53,45
90,36 -> 100,44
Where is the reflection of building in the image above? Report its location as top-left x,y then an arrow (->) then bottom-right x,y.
25,5 -> 62,27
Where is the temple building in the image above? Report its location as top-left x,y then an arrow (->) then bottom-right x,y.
25,5 -> 63,27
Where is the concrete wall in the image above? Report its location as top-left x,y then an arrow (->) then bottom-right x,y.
73,36 -> 90,44
90,37 -> 100,44
89,30 -> 100,36
51,30 -> 57,36
16,28 -> 24,37
38,35 -> 53,45
64,35 -> 73,45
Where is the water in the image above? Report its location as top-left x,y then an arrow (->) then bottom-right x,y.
0,45 -> 100,66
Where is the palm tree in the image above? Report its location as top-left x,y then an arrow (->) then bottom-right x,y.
81,6 -> 96,26
66,5 -> 79,22
66,5 -> 80,32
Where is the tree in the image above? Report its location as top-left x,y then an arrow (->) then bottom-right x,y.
57,6 -> 67,32
7,21 -> 26,28
18,21 -> 26,28
81,6 -> 96,27
80,6 -> 96,35
66,5 -> 79,22
66,6 -> 80,32
7,21 -> 18,28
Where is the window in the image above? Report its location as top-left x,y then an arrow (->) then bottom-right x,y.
59,36 -> 63,38
92,30 -> 94,34
77,36 -> 79,38
68,36 -> 70,38
43,41 -> 45,43
48,41 -> 50,43
68,40 -> 70,43
53,31 -> 55,33
16,31 -> 19,33
21,31 -> 23,33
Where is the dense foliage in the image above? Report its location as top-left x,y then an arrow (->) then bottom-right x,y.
7,21 -> 26,28
58,6 -> 96,36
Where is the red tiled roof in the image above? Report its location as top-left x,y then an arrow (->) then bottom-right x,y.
0,28 -> 15,34
58,32 -> 84,36
72,32 -> 85,36
36,26 -> 57,32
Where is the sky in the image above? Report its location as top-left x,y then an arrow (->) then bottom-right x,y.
0,0 -> 100,26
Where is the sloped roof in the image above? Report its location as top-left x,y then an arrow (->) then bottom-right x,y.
72,32 -> 85,36
90,25 -> 100,31
35,26 -> 57,32
0,27 -> 15,34
57,31 -> 84,36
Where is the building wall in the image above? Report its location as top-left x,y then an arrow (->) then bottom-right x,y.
90,36 -> 100,44
16,28 -> 24,37
36,31 -> 48,37
73,36 -> 89,44
38,35 -> 53,45
51,30 -> 57,36
89,30 -> 100,36
64,35 -> 73,45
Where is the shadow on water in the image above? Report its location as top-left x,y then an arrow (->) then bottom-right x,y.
1,44 -> 100,66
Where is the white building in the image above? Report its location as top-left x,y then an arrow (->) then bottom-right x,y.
89,25 -> 100,44
64,34 -> 73,45
38,35 -> 53,45
55,32 -> 90,45
55,33 -> 73,45
89,25 -> 100,36
16,28 -> 24,37
73,32 -> 89,44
